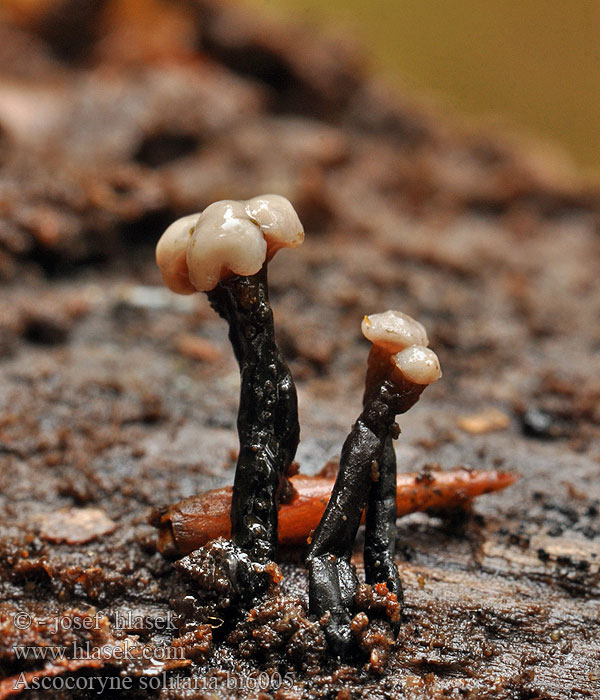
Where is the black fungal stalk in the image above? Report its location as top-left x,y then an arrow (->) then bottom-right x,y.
207,266 -> 299,564
364,431 -> 401,599
362,346 -> 403,601
307,316 -> 441,657
307,373 -> 426,654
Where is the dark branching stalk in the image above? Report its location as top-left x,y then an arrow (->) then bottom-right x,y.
364,432 -> 400,597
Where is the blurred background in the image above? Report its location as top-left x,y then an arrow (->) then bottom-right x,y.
2,0 -> 598,174
242,0 -> 600,174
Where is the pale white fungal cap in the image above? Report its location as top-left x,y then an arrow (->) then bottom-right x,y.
187,200 -> 268,292
361,310 -> 429,353
155,195 -> 304,293
245,194 -> 304,257
155,213 -> 200,295
391,345 -> 442,385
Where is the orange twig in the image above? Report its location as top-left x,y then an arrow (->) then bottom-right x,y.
156,468 -> 517,557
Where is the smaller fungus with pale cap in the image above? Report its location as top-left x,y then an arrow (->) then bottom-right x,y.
361,310 -> 428,353
390,345 -> 441,386
307,309 -> 441,656
155,195 -> 303,591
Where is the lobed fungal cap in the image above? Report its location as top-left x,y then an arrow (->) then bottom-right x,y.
245,194 -> 304,257
187,200 -> 268,292
362,310 -> 429,354
155,213 -> 200,295
391,345 -> 442,385
156,195 -> 303,293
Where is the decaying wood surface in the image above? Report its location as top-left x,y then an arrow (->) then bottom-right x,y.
0,1 -> 599,698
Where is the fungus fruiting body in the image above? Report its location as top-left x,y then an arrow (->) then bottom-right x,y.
156,195 -> 303,572
155,208 -> 518,660
307,310 -> 441,655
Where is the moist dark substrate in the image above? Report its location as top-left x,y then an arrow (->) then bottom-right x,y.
1,1 -> 599,698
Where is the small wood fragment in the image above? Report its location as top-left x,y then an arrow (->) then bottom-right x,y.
458,408 -> 510,434
37,508 -> 117,545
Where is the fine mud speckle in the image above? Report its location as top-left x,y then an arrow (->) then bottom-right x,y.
227,596 -> 328,672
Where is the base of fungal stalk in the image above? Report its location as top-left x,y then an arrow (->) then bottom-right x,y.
175,538 -> 282,609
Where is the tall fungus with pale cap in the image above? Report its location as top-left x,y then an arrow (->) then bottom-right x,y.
156,195 -> 304,293
155,194 -> 304,568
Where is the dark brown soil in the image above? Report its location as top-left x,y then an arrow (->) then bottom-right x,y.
1,1 -> 599,698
